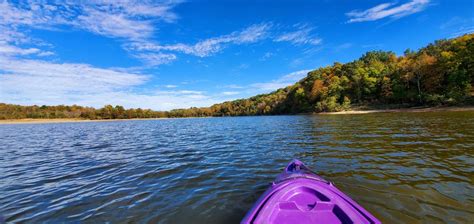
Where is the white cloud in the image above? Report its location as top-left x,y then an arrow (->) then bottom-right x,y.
0,57 -> 147,92
126,23 -> 272,57
37,51 -> 54,56
222,91 -> 240,96
346,0 -> 430,23
176,90 -> 203,95
0,57 -> 144,104
233,23 -> 272,43
0,43 -> 39,55
165,85 -> 178,88
0,41 -> 55,57
0,1 -> 181,40
109,1 -> 179,23
224,84 -> 244,89
133,53 -> 177,66
76,8 -> 155,40
126,22 -> 321,64
0,56 -> 224,110
251,69 -> 311,91
0,2 -> 35,26
0,1 -> 183,67
219,69 -> 312,99
0,29 -> 29,44
275,25 -> 321,45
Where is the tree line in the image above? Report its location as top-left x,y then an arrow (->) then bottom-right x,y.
1,33 -> 472,120
0,104 -> 168,120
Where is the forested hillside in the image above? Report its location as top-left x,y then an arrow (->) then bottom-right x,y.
1,33 -> 472,120
173,33 -> 473,116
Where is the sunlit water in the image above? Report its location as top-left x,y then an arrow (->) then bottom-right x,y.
1,111 -> 473,223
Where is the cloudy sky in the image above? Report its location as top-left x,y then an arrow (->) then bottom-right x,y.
0,0 -> 472,110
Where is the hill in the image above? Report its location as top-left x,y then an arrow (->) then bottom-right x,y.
171,33 -> 473,117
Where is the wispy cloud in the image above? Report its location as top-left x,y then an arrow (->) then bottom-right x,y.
275,25 -> 322,45
176,90 -> 203,95
0,1 -> 181,40
440,17 -> 474,37
0,57 -> 147,94
218,69 -> 311,101
346,0 -> 430,23
0,56 -> 223,110
125,22 -> 322,65
132,53 -> 177,66
215,69 -> 313,102
222,84 -> 245,89
449,27 -> 474,37
37,51 -> 55,56
76,8 -> 155,40
0,43 -> 39,56
0,29 -> 29,44
0,38 -> 55,58
165,85 -> 178,88
1,0 -> 321,67
222,91 -> 240,96
0,0 -> 183,68
251,69 -> 311,91
126,23 -> 272,58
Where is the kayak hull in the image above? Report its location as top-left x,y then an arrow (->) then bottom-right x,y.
241,159 -> 380,224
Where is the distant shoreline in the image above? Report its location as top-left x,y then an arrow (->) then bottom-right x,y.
319,106 -> 474,115
0,117 -> 170,124
1,106 -> 473,124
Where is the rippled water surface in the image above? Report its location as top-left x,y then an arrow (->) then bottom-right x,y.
1,111 -> 474,223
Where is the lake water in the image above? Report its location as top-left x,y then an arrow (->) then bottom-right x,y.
1,111 -> 473,223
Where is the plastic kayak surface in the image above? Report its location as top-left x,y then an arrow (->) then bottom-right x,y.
241,159 -> 381,224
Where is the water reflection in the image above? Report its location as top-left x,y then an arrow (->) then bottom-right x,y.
0,111 -> 473,223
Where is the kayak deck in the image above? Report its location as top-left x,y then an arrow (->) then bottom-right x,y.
242,160 -> 380,224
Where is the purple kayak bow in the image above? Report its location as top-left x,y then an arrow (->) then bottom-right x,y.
241,159 -> 380,224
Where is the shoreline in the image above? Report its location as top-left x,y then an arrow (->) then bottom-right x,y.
319,106 -> 474,115
0,117 -> 170,125
1,106 -> 473,124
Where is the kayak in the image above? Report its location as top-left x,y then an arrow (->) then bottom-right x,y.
241,159 -> 380,224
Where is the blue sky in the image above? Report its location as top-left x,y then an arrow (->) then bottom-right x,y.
0,0 -> 473,110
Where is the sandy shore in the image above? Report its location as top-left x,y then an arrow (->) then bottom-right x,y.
0,118 -> 169,124
319,106 -> 474,115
